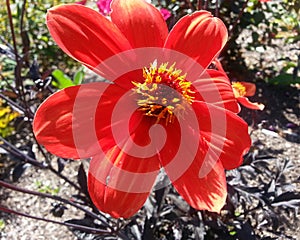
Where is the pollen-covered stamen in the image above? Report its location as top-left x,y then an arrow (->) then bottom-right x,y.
132,61 -> 194,124
232,82 -> 246,98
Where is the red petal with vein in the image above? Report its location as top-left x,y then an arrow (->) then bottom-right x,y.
213,59 -> 226,72
241,82 -> 256,96
111,0 -> 168,48
88,165 -> 155,218
160,102 -> 250,212
164,11 -> 228,70
172,158 -> 227,213
237,97 -> 265,110
215,110 -> 251,170
46,4 -> 131,77
161,118 -> 226,212
33,82 -> 122,159
193,102 -> 251,170
95,111 -> 161,173
193,69 -> 240,113
88,115 -> 161,218
94,79 -> 163,167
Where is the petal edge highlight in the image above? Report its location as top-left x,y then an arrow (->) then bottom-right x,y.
46,4 -> 132,76
111,0 -> 168,48
33,82 -> 116,159
165,11 -> 228,70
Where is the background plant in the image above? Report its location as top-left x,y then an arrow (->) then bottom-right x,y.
0,0 -> 299,239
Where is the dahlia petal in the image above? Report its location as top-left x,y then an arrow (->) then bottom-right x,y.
193,69 -> 240,113
111,0 -> 168,48
213,59 -> 226,72
94,80 -> 167,162
88,142 -> 160,218
172,159 -> 227,213
241,82 -> 256,96
46,4 -> 131,77
237,97 -> 265,110
157,106 -> 200,181
88,171 -> 152,218
160,102 -> 250,211
165,11 -> 228,70
96,112 -> 162,173
192,102 -> 251,170
33,85 -> 80,159
33,82 -> 123,159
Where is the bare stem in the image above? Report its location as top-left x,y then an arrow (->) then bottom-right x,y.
0,136 -> 83,192
6,0 -> 34,119
0,205 -> 111,235
5,0 -> 19,64
0,180 -> 130,238
0,136 -> 47,168
197,0 -> 202,10
0,92 -> 26,113
228,0 -> 249,38
0,180 -> 109,227
215,0 -> 219,17
204,0 -> 208,10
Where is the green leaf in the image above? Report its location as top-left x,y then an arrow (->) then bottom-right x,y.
51,69 -> 75,89
281,62 -> 297,72
268,73 -> 300,85
252,32 -> 259,42
73,68 -> 85,85
252,12 -> 265,25
0,219 -> 5,230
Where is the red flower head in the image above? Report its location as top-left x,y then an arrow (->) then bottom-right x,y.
33,0 -> 251,218
232,82 -> 265,110
213,59 -> 264,111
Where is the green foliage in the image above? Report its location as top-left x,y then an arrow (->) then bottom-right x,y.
51,69 -> 75,89
217,0 -> 300,85
73,68 -> 85,86
0,0 -> 79,73
34,180 -> 60,195
0,219 -> 5,231
268,73 -> 300,85
0,100 -> 19,138
52,67 -> 85,89
0,54 -> 16,85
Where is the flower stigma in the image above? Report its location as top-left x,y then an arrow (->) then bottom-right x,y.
232,82 -> 246,98
132,60 -> 195,124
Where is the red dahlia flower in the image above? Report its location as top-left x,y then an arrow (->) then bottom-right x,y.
213,59 -> 264,111
232,82 -> 265,110
33,0 -> 251,218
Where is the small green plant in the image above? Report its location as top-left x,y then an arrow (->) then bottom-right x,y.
51,67 -> 85,89
34,180 -> 60,195
0,219 -> 5,231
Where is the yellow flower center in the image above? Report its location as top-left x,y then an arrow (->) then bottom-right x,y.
232,82 -> 246,98
132,61 -> 194,124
